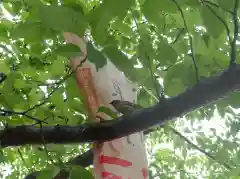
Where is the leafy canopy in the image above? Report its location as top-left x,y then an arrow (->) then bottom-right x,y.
0,0 -> 240,178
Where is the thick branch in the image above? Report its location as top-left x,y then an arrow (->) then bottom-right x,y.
1,65 -> 240,147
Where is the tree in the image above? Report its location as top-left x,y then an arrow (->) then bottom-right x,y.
0,0 -> 240,178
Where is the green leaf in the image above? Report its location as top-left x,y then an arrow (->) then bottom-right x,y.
62,0 -> 86,14
54,44 -> 82,58
37,4 -> 88,35
172,39 -> 189,55
142,0 -> 177,14
65,77 -> 82,99
156,38 -> 178,66
194,34 -> 211,56
0,60 -> 10,74
50,57 -> 66,77
226,92 -> 240,108
230,121 -> 240,137
185,0 -> 199,7
30,43 -> 45,57
227,167 -> 240,177
138,30 -> 154,67
111,20 -> 133,37
98,106 -> 118,119
36,167 -> 60,179
28,88 -> 45,105
216,148 -> 229,162
67,114 -> 85,125
87,42 -> 107,70
88,0 -> 134,44
11,22 -> 45,43
13,79 -> 26,89
88,0 -> 135,23
217,0 -> 235,11
200,6 -> 226,39
137,88 -> 151,107
141,2 -> 166,31
91,20 -> 108,45
50,90 -> 64,108
3,2 -> 22,16
103,46 -> 135,77
195,136 -> 205,147
0,150 -> 6,163
155,148 -> 173,160
69,166 -> 94,179
163,63 -> 186,96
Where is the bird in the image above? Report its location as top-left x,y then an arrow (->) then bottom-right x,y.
110,100 -> 144,145
110,100 -> 142,115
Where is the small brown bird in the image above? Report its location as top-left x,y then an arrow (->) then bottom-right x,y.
110,100 -> 142,115
110,100 -> 143,145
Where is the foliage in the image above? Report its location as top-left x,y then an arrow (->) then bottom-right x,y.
0,0 -> 240,178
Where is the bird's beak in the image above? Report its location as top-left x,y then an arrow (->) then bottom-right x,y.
110,100 -> 120,105
109,100 -> 114,105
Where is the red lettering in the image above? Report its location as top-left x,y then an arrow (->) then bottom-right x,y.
141,168 -> 148,179
99,155 -> 132,167
102,171 -> 122,179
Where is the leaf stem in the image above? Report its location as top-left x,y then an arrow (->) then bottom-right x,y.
230,0 -> 239,65
172,0 -> 199,83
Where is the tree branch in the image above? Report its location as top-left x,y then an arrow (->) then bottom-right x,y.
172,0 -> 199,83
169,128 -> 232,169
1,65 -> 240,147
230,0 -> 239,65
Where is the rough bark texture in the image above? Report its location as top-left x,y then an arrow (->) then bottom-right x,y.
1,65 -> 240,148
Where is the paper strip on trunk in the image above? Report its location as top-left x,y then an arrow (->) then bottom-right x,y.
64,32 -> 148,179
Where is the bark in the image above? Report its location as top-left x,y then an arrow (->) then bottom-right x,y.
1,65 -> 240,147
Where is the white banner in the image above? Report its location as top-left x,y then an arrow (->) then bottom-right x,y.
64,32 -> 149,179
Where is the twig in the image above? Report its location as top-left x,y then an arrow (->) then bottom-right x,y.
143,87 -> 233,170
26,79 -> 60,87
169,127 -> 232,170
22,81 -> 63,115
202,0 -> 234,14
155,28 -> 184,70
172,28 -> 185,44
39,123 -> 56,165
230,0 -> 239,65
162,64 -> 173,71
22,55 -> 87,115
131,10 -> 161,100
145,53 -> 161,100
204,3 -> 232,48
31,116 -> 52,126
0,72 -> 7,84
17,149 -> 30,171
0,109 -> 47,124
0,44 -> 14,55
172,0 -> 199,83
